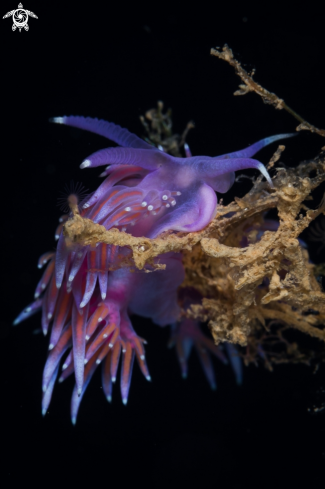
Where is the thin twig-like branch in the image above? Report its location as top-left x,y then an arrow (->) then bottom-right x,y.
210,45 -> 325,138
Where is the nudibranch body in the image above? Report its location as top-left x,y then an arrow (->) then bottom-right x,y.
14,116 -> 293,423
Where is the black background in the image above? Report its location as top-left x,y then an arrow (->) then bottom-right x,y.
1,2 -> 325,488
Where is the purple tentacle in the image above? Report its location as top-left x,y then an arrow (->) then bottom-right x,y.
217,133 -> 296,159
50,116 -> 153,150
79,147 -> 166,171
42,325 -> 72,392
13,298 -> 43,326
42,364 -> 60,416
72,301 -> 89,395
225,342 -> 243,385
71,355 -> 98,425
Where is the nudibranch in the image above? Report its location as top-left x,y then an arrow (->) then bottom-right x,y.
14,115 -> 293,423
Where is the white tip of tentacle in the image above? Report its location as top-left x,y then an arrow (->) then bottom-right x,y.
112,376 -> 116,382
71,417 -> 76,425
96,359 -> 101,364
85,335 -> 90,341
140,355 -> 145,360
122,398 -> 128,405
47,313 -> 53,320
146,375 -> 151,381
107,395 -> 112,402
50,117 -> 65,124
48,343 -> 54,350
62,363 -> 68,370
158,145 -> 164,151
80,159 -> 91,169
101,293 -> 106,300
42,408 -> 47,416
80,301 -> 86,308
42,385 -> 47,393
84,359 -> 88,364
77,388 -> 82,396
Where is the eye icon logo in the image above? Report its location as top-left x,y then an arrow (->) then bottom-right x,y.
3,3 -> 38,32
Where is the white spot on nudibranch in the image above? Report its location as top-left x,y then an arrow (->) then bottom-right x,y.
148,205 -> 154,211
80,159 -> 91,169
162,195 -> 168,201
141,201 -> 147,207
52,117 -> 65,124
125,207 -> 131,212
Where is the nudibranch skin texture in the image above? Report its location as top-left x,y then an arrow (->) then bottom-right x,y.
14,116 -> 293,423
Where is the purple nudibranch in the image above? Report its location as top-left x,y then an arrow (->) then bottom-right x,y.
13,115 -> 294,423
